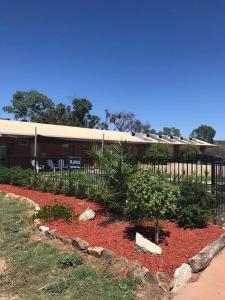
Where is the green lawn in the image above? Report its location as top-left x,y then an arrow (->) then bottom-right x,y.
0,193 -> 136,300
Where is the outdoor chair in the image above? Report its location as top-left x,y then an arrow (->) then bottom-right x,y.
31,160 -> 44,172
58,159 -> 68,170
47,159 -> 59,172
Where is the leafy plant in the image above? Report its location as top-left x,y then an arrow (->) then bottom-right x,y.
36,202 -> 73,222
175,181 -> 214,228
141,144 -> 173,162
179,144 -> 200,160
91,143 -> 138,212
126,170 -> 180,244
57,253 -> 83,268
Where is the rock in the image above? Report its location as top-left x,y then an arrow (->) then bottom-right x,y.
0,259 -> 7,274
189,232 -> 225,272
34,219 -> 41,228
131,261 -> 149,281
144,271 -> 158,285
87,246 -> 104,258
156,271 -> 172,292
101,249 -> 116,263
61,237 -> 72,245
172,263 -> 192,293
5,193 -> 15,199
135,232 -> 162,255
79,208 -> 96,221
72,237 -> 89,250
39,225 -> 49,234
110,257 -> 128,274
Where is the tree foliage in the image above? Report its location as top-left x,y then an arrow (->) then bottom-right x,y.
190,125 -> 216,143
3,90 -> 54,121
3,91 -> 107,129
105,110 -> 153,133
142,144 -> 173,161
90,143 -> 137,212
158,127 -> 181,137
179,144 -> 200,160
126,170 -> 180,244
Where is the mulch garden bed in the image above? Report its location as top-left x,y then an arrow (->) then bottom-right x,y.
0,184 -> 224,276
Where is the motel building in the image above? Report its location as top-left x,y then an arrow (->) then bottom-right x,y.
0,119 -> 213,170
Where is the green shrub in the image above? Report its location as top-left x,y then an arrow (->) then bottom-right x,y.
36,202 -> 73,222
91,143 -> 137,212
175,181 -> 213,228
0,166 -> 10,184
57,253 -> 83,268
141,144 -> 173,162
126,170 -> 180,244
180,144 -> 200,160
0,166 -> 33,187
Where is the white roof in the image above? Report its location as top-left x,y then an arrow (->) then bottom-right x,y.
0,119 -> 214,146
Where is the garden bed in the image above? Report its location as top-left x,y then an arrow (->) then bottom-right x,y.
0,184 -> 224,276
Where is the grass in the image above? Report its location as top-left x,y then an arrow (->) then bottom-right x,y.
0,192 -> 136,300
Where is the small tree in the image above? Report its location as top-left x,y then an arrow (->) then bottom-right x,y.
180,144 -> 200,160
91,142 -> 138,212
126,170 -> 180,244
142,144 -> 173,162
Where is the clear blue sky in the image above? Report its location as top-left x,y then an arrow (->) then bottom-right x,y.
0,0 -> 225,138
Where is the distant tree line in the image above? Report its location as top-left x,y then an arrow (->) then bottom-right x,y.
2,90 -> 217,144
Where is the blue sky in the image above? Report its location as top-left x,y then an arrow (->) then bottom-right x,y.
0,0 -> 225,138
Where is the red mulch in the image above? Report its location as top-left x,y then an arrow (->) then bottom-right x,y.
1,184 -> 224,276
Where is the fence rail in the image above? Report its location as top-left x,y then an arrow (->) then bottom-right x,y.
1,155 -> 225,222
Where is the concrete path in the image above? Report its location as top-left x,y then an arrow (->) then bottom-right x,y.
174,248 -> 225,300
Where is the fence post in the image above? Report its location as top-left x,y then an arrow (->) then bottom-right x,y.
211,158 -> 216,193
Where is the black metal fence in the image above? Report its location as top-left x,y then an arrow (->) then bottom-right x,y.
1,155 -> 225,222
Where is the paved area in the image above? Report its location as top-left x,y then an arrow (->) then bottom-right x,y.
173,248 -> 225,300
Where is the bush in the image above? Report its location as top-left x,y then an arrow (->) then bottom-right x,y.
36,202 -> 73,223
179,145 -> 200,160
126,170 -> 180,244
0,166 -> 33,187
91,143 -> 137,212
57,253 -> 83,268
175,182 -> 214,228
141,144 -> 173,162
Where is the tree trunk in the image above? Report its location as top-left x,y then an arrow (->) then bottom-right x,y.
155,219 -> 160,244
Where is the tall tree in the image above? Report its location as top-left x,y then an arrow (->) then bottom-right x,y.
190,125 -> 216,143
159,127 -> 181,137
3,90 -> 54,121
3,92 -> 105,129
106,110 -> 153,133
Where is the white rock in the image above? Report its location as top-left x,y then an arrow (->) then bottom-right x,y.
79,208 -> 96,221
39,225 -> 49,233
172,263 -> 192,293
135,232 -> 162,255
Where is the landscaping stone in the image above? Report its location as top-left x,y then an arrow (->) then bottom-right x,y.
135,232 -> 162,255
39,225 -> 49,234
60,237 -> 72,245
87,246 -> 104,258
34,219 -> 41,228
78,208 -> 96,221
0,259 -> 7,275
110,257 -> 128,274
131,261 -> 149,281
156,271 -> 173,292
101,249 -> 116,263
189,232 -> 225,272
144,271 -> 158,285
72,237 -> 89,250
172,263 -> 192,293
